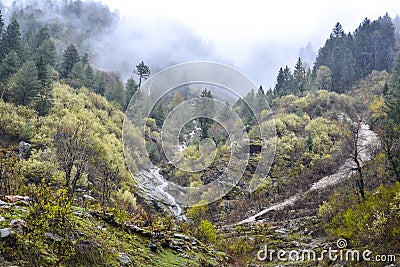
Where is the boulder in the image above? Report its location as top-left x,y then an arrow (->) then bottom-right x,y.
0,228 -> 15,238
5,196 -> 30,203
10,219 -> 27,234
118,253 -> 131,265
83,194 -> 96,201
18,141 -> 32,159
45,232 -> 63,242
173,233 -> 191,241
148,243 -> 157,252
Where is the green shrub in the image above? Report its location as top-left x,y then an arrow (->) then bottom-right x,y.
195,220 -> 217,243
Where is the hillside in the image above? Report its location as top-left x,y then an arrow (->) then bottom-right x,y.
0,1 -> 400,267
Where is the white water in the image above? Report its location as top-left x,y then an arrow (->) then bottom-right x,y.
236,123 -> 377,225
137,167 -> 182,216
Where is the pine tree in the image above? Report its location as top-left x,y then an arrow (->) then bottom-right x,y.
134,61 -> 150,89
372,14 -> 395,72
35,64 -> 54,116
105,76 -> 126,108
281,66 -> 293,95
0,19 -> 23,60
125,77 -> 137,108
293,57 -> 306,95
386,53 -> 400,124
196,89 -> 214,138
68,61 -> 85,89
9,60 -> 41,106
84,65 -> 95,89
35,39 -> 57,68
61,44 -> 80,78
0,51 -> 21,84
93,72 -> 106,95
28,25 -> 51,54
274,67 -> 285,95
354,18 -> 373,79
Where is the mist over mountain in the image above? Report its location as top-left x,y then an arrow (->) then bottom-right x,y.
0,0 -> 318,88
1,0 -> 399,89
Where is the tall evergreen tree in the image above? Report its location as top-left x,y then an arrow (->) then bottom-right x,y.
84,65 -> 95,89
196,88 -> 214,138
134,61 -> 150,89
0,51 -> 21,101
313,22 -> 355,93
293,57 -> 306,95
0,19 -> 23,61
68,61 -> 85,89
274,67 -> 284,95
61,44 -> 80,78
125,77 -> 137,108
386,53 -> 400,124
105,75 -> 126,108
354,18 -> 374,79
372,14 -> 395,72
93,72 -> 106,95
9,60 -> 41,106
35,64 -> 54,116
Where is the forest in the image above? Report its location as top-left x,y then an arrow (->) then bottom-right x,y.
0,0 -> 399,266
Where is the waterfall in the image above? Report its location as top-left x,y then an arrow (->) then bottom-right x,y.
137,167 -> 182,216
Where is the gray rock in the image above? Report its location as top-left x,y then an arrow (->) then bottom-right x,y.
275,228 -> 287,235
83,194 -> 96,201
10,219 -> 27,234
45,232 -> 63,242
173,233 -> 191,241
119,253 -> 131,265
148,243 -> 157,252
0,200 -> 7,206
5,195 -> 30,203
18,141 -> 31,159
0,216 -> 5,222
0,228 -> 15,238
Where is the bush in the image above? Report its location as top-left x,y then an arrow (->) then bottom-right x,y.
326,182 -> 400,253
195,220 -> 217,243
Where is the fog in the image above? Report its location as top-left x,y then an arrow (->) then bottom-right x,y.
1,0 -> 399,89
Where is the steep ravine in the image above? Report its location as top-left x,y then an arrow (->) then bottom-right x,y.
235,122 -> 377,225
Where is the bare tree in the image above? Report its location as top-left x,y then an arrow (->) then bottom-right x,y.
88,160 -> 120,209
344,119 -> 366,200
54,118 -> 93,198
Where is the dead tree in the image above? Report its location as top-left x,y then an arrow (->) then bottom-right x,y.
344,119 -> 366,200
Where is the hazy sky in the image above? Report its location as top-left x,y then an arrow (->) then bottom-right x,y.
3,0 -> 396,88
98,0 -> 398,87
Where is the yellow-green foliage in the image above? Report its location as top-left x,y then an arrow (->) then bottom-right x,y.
350,70 -> 389,110
195,220 -> 218,243
273,90 -> 355,118
0,100 -> 38,140
2,82 -> 135,203
187,200 -> 207,224
113,189 -> 137,212
41,84 -> 132,190
23,182 -> 75,266
326,182 -> 400,253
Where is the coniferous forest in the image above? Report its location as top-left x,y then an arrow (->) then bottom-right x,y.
0,1 -> 399,266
